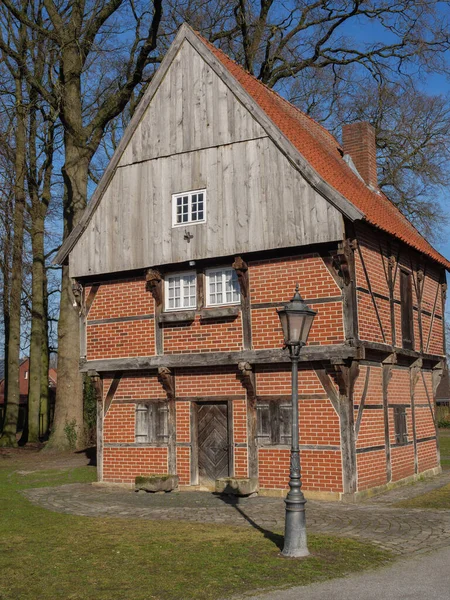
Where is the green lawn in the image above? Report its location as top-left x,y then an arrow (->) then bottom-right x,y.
392,429 -> 450,510
439,428 -> 450,470
394,482 -> 450,510
0,456 -> 392,600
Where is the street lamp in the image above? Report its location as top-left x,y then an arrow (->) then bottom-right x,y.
277,284 -> 316,558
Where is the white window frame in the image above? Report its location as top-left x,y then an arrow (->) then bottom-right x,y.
205,268 -> 241,307
172,189 -> 206,227
164,271 -> 197,311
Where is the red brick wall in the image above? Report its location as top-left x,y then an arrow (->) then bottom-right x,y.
355,223 -> 445,355
163,314 -> 243,354
87,233 -> 443,494
176,367 -> 242,397
355,225 -> 393,344
104,403 -> 135,444
418,439 -> 439,473
103,447 -> 168,483
250,254 -> 344,348
87,278 -> 154,320
357,450 -> 387,491
87,319 -> 155,360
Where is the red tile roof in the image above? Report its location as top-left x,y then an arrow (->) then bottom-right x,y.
197,32 -> 450,270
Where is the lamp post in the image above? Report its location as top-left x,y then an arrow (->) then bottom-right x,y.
277,284 -> 316,558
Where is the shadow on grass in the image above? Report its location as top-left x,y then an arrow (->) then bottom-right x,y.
217,492 -> 284,551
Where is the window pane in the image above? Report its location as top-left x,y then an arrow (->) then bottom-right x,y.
208,269 -> 240,305
168,276 -> 181,309
173,191 -> 205,226
181,274 -> 196,308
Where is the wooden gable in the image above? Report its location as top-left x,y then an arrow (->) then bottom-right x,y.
68,30 -> 350,278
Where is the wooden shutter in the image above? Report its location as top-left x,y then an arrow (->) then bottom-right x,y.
257,403 -> 271,445
155,402 -> 169,443
279,403 -> 293,446
400,270 -> 414,350
136,404 -> 149,443
394,406 -> 407,445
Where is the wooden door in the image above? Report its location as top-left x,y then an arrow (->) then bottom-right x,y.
197,402 -> 229,484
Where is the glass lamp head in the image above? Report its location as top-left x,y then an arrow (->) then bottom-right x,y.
277,284 -> 317,347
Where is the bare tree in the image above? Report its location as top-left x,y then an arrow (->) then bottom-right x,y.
1,0 -> 164,449
329,81 -> 450,240
1,0 -> 450,449
0,9 -> 27,447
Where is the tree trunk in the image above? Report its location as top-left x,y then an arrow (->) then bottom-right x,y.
1,224 -> 11,432
25,82 -> 46,444
0,72 -> 26,448
27,208 -> 45,443
40,270 -> 50,438
47,138 -> 90,450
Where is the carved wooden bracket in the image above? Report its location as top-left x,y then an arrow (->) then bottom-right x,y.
87,372 -> 102,399
330,359 -> 360,397
388,255 -> 396,270
382,352 -> 397,366
158,367 -> 175,400
334,239 -> 356,286
146,269 -> 163,306
232,256 -> 249,298
238,361 -> 256,398
72,280 -> 83,309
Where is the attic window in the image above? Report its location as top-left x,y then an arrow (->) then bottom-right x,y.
172,189 -> 206,226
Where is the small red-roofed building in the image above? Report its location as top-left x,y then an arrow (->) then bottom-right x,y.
55,24 -> 448,500
0,358 -> 57,433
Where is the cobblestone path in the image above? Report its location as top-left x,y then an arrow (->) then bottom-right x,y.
22,470 -> 450,557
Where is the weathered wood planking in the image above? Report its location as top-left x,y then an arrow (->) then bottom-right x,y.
70,135 -> 344,277
118,41 -> 265,167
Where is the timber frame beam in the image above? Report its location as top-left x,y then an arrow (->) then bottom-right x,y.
79,344 -> 361,373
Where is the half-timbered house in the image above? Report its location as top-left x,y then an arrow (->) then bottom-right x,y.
56,24 -> 449,501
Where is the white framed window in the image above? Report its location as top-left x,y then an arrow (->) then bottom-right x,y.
172,189 -> 206,226
165,271 -> 197,311
206,268 -> 240,306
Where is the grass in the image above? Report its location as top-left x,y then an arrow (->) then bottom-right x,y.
439,428 -> 450,470
394,483 -> 450,510
0,455 -> 392,600
392,429 -> 450,510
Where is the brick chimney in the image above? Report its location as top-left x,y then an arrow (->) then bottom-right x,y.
342,122 -> 378,189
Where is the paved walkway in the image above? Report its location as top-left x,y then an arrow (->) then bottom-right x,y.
245,545 -> 450,600
23,470 -> 450,557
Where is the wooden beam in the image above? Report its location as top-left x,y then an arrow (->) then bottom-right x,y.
88,371 -> 103,482
382,359 -> 394,482
233,257 -> 252,350
387,253 -> 397,347
79,344 -> 359,373
314,360 -> 359,494
190,402 -> 199,485
156,367 -> 176,474
238,362 -> 258,479
410,360 -> 421,474
355,367 -> 371,439
360,340 -> 444,363
338,226 -> 359,345
104,374 -> 122,415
